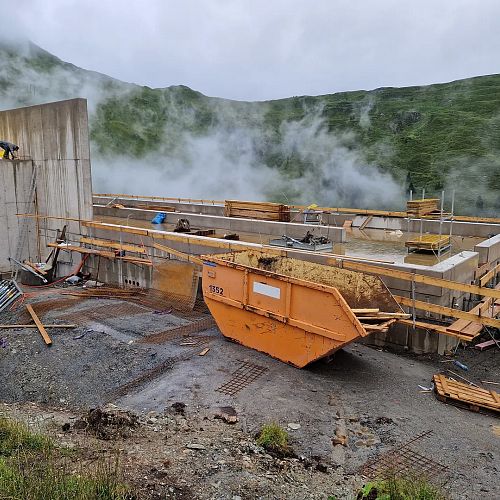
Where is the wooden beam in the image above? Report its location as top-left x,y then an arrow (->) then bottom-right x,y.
26,304 -> 52,345
480,262 -> 500,287
0,324 -> 76,329
48,243 -> 153,266
152,242 -> 203,265
394,295 -> 500,330
340,260 -> 500,301
93,193 -> 225,205
80,237 -> 147,254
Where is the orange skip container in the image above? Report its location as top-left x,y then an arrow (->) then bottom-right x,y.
202,250 -> 402,368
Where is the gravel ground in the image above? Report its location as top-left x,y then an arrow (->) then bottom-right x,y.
0,289 -> 498,499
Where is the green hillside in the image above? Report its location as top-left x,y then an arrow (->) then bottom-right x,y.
1,40 -> 499,214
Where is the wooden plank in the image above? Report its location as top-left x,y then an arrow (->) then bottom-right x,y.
342,261 -> 500,301
0,324 -> 76,329
25,261 -> 47,275
480,262 -> 500,287
359,215 -> 373,230
394,295 -> 500,330
80,237 -> 147,254
398,319 -> 453,335
152,242 -> 203,266
352,308 -> 380,314
475,340 -> 497,351
26,304 -> 52,346
438,374 -> 451,395
48,243 -> 153,266
198,347 -> 210,356
47,243 -> 115,257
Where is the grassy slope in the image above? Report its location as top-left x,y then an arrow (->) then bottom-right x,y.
1,40 -> 499,213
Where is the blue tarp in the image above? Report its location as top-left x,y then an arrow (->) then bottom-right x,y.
151,212 -> 167,224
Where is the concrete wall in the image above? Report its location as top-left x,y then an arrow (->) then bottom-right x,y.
0,99 -> 93,274
474,234 -> 500,265
0,160 -> 37,272
93,205 -> 346,242
93,196 -> 500,238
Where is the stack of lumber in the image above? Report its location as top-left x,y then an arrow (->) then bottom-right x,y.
353,308 -> 410,333
406,199 -> 439,217
433,374 -> 499,415
224,200 -> 290,222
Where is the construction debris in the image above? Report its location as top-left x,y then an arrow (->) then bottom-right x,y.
214,406 -> 238,424
26,304 -> 52,346
73,406 -> 140,440
270,232 -> 333,251
433,374 -> 500,415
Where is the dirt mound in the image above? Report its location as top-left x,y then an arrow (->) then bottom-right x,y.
73,406 -> 139,440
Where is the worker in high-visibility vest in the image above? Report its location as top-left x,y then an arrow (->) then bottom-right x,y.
0,141 -> 19,159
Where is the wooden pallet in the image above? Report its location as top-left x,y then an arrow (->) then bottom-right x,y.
224,200 -> 290,222
405,234 -> 450,251
433,374 -> 500,416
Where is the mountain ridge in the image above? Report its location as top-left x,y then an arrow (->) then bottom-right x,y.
1,39 -> 499,213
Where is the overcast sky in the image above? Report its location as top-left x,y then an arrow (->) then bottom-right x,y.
9,0 -> 500,101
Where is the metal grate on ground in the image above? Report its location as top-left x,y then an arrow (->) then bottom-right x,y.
59,302 -> 149,324
177,335 -> 212,347
110,343 -> 211,400
216,360 -> 268,396
360,431 -> 448,483
139,316 -> 216,344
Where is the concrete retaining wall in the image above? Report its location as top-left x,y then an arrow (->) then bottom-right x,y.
93,205 -> 346,242
93,196 -> 500,238
0,99 -> 93,274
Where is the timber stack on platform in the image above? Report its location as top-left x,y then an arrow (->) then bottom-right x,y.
406,198 -> 440,217
224,200 -> 291,222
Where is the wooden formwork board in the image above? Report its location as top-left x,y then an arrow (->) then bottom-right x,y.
433,374 -> 500,415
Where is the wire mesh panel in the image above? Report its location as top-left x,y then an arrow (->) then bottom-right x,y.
140,316 -> 216,344
216,360 -> 268,396
360,431 -> 448,483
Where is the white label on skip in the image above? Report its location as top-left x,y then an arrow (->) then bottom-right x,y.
253,282 -> 281,299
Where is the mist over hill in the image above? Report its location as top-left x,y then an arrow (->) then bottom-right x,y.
1,39 -> 499,214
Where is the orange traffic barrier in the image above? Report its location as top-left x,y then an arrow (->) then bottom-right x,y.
202,250 -> 402,367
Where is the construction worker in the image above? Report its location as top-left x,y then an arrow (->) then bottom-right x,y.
0,141 -> 19,160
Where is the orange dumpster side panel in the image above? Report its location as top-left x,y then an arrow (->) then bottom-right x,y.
202,254 -> 372,368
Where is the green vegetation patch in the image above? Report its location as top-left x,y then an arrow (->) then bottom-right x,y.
0,416 -> 51,456
0,415 -> 133,500
256,422 -> 291,456
357,476 -> 447,500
